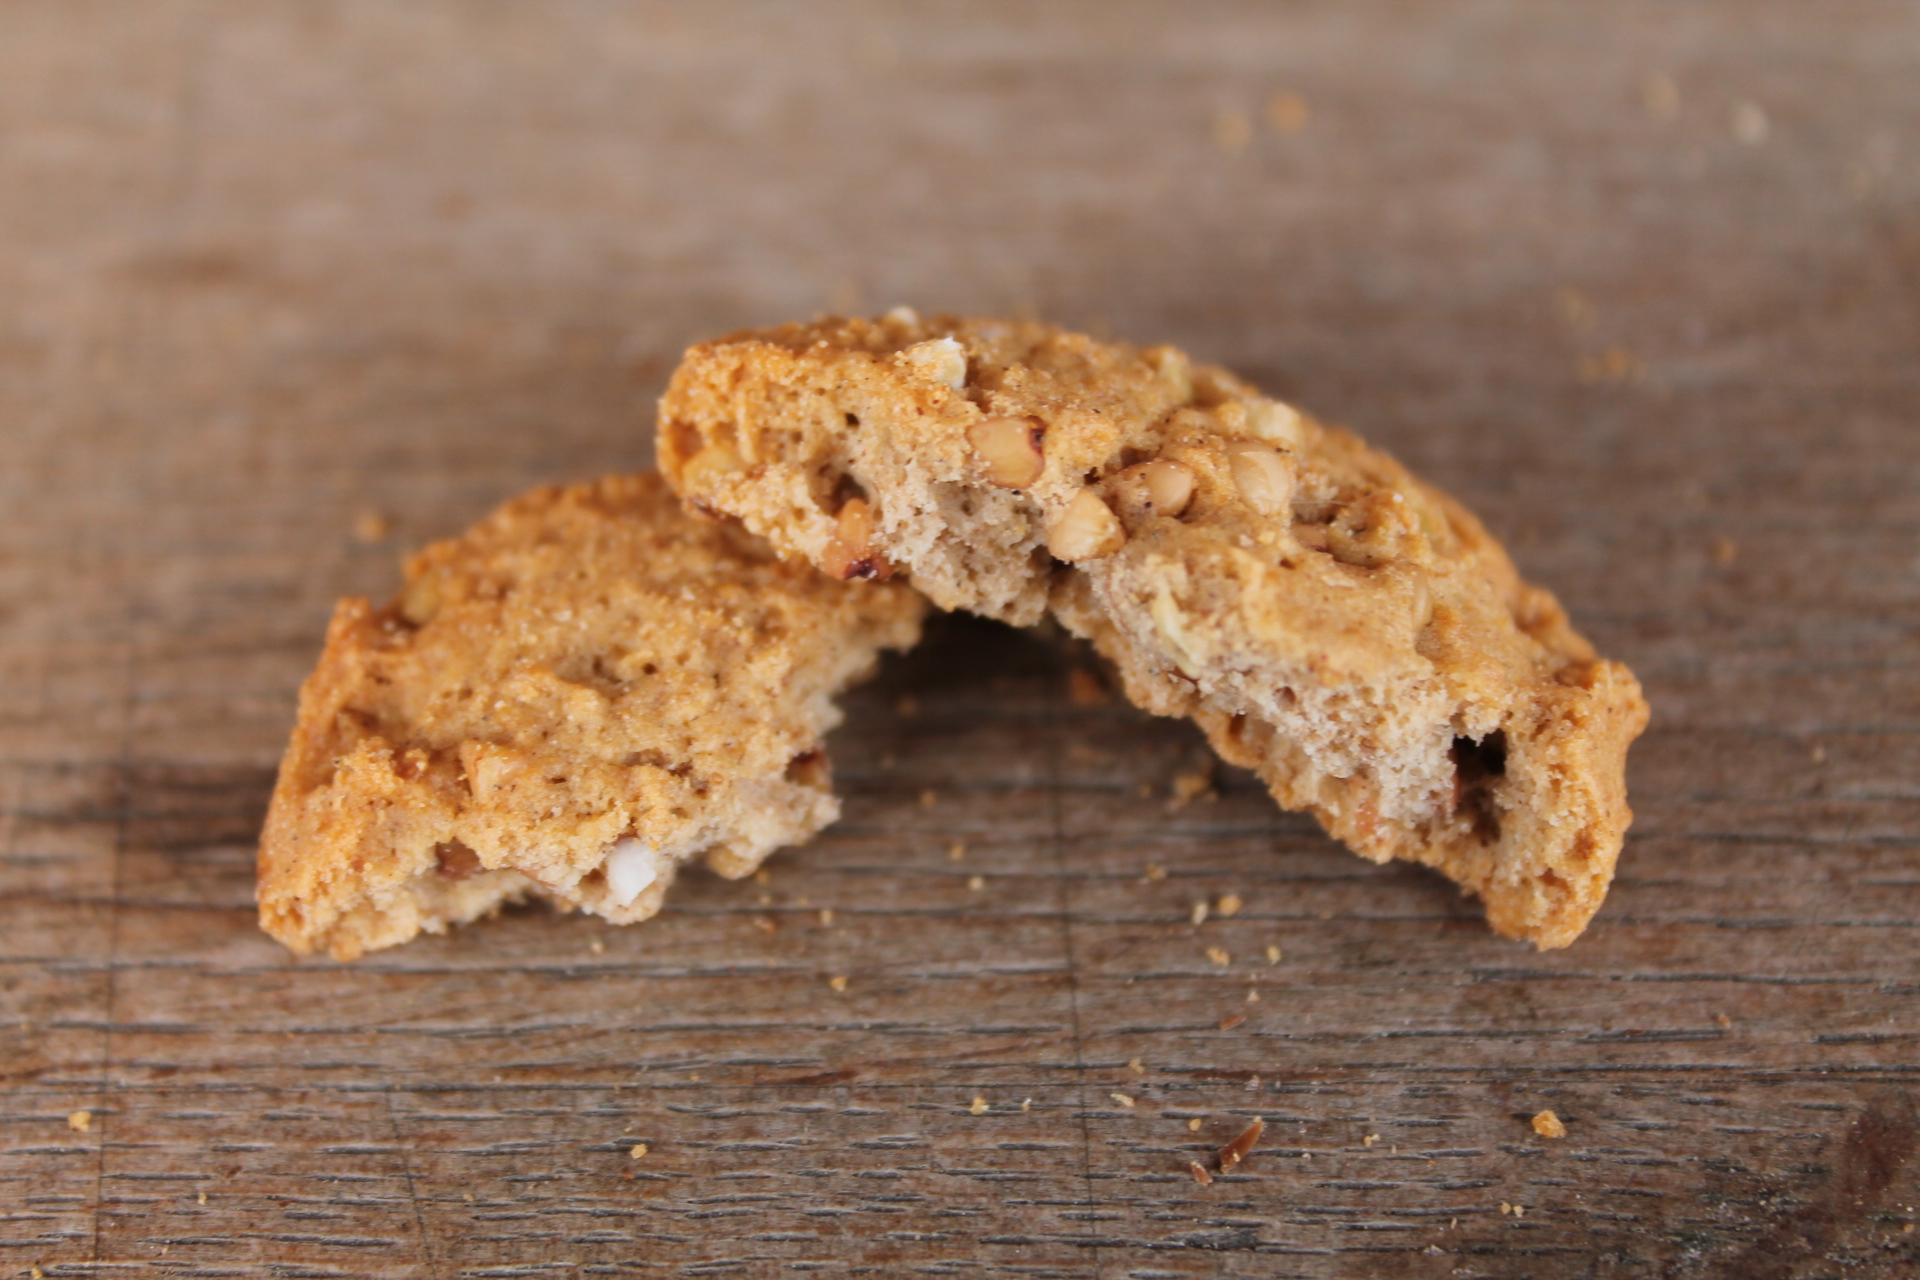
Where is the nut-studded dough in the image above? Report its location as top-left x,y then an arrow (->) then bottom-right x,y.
259,473 -> 924,960
658,315 -> 1648,948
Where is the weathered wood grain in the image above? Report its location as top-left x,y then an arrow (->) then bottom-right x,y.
3,1 -> 1918,1275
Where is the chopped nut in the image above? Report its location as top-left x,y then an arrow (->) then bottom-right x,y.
1215,892 -> 1243,917
903,336 -> 967,390
68,1110 -> 91,1133
1188,1159 -> 1214,1186
1531,1110 -> 1567,1139
680,439 -> 745,491
822,497 -> 892,581
1245,397 -> 1303,447
1048,488 -> 1125,561
1225,440 -> 1294,516
1110,458 -> 1195,521
828,974 -> 849,992
1206,947 -> 1231,967
968,416 -> 1046,488
1218,1117 -> 1265,1172
1111,1093 -> 1136,1109
629,1143 -> 649,1159
969,1096 -> 989,1116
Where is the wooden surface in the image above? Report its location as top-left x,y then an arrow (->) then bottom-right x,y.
3,2 -> 1918,1275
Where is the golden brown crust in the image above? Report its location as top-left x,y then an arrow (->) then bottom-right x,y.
259,472 -> 924,960
658,314 -> 1648,948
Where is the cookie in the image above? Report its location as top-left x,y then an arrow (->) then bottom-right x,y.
259,472 -> 924,960
658,314 -> 1648,948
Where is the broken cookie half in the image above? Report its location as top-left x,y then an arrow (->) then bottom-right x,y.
259,472 -> 924,960
659,314 -> 1648,948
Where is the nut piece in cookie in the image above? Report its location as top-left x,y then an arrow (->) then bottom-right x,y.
258,472 -> 924,960
658,316 -> 1648,949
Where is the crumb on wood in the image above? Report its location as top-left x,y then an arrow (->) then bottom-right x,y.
1716,1012 -> 1732,1028
1022,1097 -> 1032,1111
818,908 -> 834,926
1215,892 -> 1242,917
1246,988 -> 1260,1003
1188,1159 -> 1213,1186
1363,1133 -> 1379,1148
1188,1117 -> 1203,1131
969,1096 -> 989,1116
589,938 -> 605,954
629,1143 -> 649,1159
754,915 -> 778,935
1266,90 -> 1309,133
828,974 -> 848,992
1111,1092 -> 1136,1109
754,868 -> 771,884
948,841 -> 967,861
968,874 -> 985,891
1219,1117 -> 1265,1172
1067,667 -> 1109,706
1128,1057 -> 1145,1075
1144,862 -> 1166,882
1206,946 -> 1231,967
67,1110 -> 90,1133
1218,1013 -> 1246,1031
353,509 -> 393,543
1191,900 -> 1210,926
1168,769 -> 1215,810
919,789 -> 937,808
1266,944 -> 1282,964
1532,1110 -> 1567,1139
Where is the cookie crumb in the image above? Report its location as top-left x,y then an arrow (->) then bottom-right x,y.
1246,989 -> 1260,1003
968,1096 -> 989,1116
1022,1098 -> 1032,1112
1191,901 -> 1210,926
1188,1117 -> 1203,1131
589,938 -> 605,954
754,915 -> 778,935
1219,1117 -> 1265,1172
353,510 -> 393,543
1144,863 -> 1166,882
1067,668 -> 1109,706
629,1143 -> 649,1159
828,975 -> 848,992
1266,90 -> 1309,134
68,1110 -> 90,1133
1169,771 -> 1214,810
1111,1093 -> 1136,1109
1206,947 -> 1231,967
197,1191 -> 207,1205
1215,892 -> 1243,917
1532,1110 -> 1567,1139
1266,945 -> 1282,964
1218,1014 -> 1246,1031
1716,1013 -> 1732,1028
818,908 -> 834,926
1128,1057 -> 1145,1075
968,875 -> 985,891
1363,1133 -> 1379,1148
949,841 -> 967,861
1188,1159 -> 1214,1186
